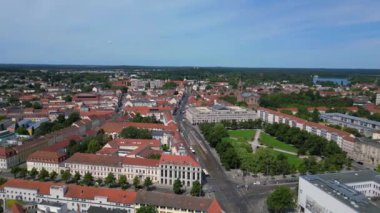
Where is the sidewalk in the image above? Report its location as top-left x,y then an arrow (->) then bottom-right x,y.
251,129 -> 261,152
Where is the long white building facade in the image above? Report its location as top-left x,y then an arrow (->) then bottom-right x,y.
186,104 -> 257,125
27,152 -> 202,188
0,179 -> 223,213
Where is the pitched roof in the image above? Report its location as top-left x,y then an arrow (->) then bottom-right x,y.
101,122 -> 176,133
159,154 -> 200,167
136,191 -> 223,213
122,157 -> 160,167
0,179 -> 136,205
65,153 -> 123,167
65,184 -> 136,204
27,150 -> 66,163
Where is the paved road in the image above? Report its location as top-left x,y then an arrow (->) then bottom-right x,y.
175,89 -> 253,212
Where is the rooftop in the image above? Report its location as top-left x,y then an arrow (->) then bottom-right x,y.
302,170 -> 380,213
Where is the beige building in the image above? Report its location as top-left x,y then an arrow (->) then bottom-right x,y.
27,153 -> 201,187
186,104 -> 257,125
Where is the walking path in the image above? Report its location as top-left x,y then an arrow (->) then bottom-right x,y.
251,129 -> 261,152
272,148 -> 297,156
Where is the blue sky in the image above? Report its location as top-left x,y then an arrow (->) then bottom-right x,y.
1,0 -> 380,68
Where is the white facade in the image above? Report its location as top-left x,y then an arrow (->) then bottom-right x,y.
298,177 -> 358,213
27,161 -> 62,173
298,171 -> 380,213
186,105 -> 257,125
0,184 -> 134,213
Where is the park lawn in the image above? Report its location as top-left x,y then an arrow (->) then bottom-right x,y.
259,132 -> 298,153
6,199 -> 25,208
223,130 -> 256,156
270,150 -> 303,167
228,129 -> 255,142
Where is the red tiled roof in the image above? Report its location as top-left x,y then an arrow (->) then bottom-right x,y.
259,107 -> 354,139
0,147 -> 17,158
65,184 -> 136,204
101,122 -> 177,134
159,154 -> 200,167
27,150 -> 66,163
0,179 -> 136,205
0,179 -> 64,195
123,157 -> 160,167
208,199 -> 224,213
65,153 -> 122,167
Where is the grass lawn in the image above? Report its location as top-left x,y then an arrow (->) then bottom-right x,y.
223,130 -> 256,156
228,129 -> 256,142
6,199 -> 25,208
270,149 -> 303,167
259,132 -> 298,153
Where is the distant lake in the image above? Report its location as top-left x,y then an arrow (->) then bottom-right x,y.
313,76 -> 350,86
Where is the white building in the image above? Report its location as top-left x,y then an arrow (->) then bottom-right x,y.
376,93 -> 380,106
298,170 -> 380,213
0,179 -> 223,213
27,152 -> 202,188
186,104 -> 257,125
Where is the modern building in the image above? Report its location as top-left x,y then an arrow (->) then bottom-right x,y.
320,113 -> 380,137
186,104 -> 257,125
298,170 -> 380,213
0,179 -> 224,212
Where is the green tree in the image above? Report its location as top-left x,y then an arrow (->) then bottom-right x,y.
105,172 -> 116,185
86,139 -> 101,153
143,177 -> 152,190
118,175 -> 128,188
61,170 -> 72,183
38,168 -> 49,181
96,178 -> 103,186
190,181 -> 202,196
32,102 -> 43,109
173,179 -> 183,194
18,168 -> 27,178
29,168 -> 38,179
266,186 -> 296,213
311,109 -> 320,122
73,172 -> 81,183
49,171 -> 58,181
120,126 -> 152,139
133,176 -> 140,190
66,112 -> 80,126
64,95 -> 72,102
15,126 -> 29,135
136,205 -> 158,213
376,165 -> 380,173
11,167 -> 20,178
83,172 -> 94,186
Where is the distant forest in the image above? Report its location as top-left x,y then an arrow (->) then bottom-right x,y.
0,64 -> 379,85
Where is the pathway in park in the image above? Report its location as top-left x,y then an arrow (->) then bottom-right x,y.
272,148 -> 298,156
251,129 -> 261,152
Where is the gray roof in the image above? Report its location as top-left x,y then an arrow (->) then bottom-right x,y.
212,104 -> 228,111
311,170 -> 380,185
302,170 -> 380,213
321,113 -> 380,126
241,92 -> 258,98
88,206 -> 129,213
